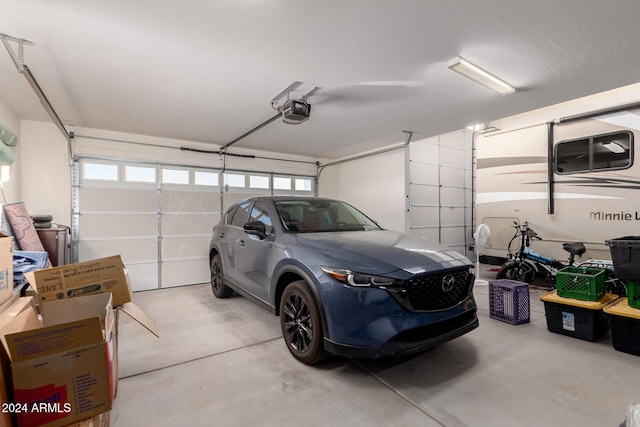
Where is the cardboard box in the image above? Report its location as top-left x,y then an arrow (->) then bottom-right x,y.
0,293 -> 20,316
0,306 -> 41,427
2,254 -> 158,427
0,297 -> 36,322
0,233 -> 14,307
3,293 -> 116,427
25,256 -> 133,307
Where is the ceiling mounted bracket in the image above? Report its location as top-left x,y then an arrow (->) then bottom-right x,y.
0,33 -> 33,72
1,33 -> 73,164
270,82 -> 319,110
271,81 -> 302,110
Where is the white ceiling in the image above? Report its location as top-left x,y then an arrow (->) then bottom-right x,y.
2,1 -> 640,159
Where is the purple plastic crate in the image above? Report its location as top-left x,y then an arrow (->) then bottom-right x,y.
489,279 -> 530,325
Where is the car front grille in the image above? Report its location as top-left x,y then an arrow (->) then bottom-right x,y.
389,267 -> 473,312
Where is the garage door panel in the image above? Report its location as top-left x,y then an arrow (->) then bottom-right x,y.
162,213 -> 216,236
79,187 -> 157,211
439,132 -> 464,149
162,190 -> 219,213
442,227 -> 465,247
408,131 -> 471,258
440,188 -> 465,206
409,184 -> 438,204
440,166 -> 465,188
409,139 -> 437,158
410,206 -> 438,227
126,263 -> 160,292
440,207 -> 464,226
162,236 -> 210,259
77,159 -> 315,289
440,146 -> 465,167
81,213 -> 157,238
410,164 -> 438,183
410,228 -> 439,242
78,239 -> 157,263
162,259 -> 208,287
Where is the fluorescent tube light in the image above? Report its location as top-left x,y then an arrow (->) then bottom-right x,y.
447,57 -> 515,95
603,141 -> 626,154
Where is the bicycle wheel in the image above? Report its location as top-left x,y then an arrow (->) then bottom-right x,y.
605,272 -> 627,297
496,262 -> 536,284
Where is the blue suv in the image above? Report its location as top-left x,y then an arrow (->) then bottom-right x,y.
209,196 -> 478,364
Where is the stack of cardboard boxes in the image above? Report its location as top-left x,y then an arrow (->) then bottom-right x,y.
0,233 -> 158,427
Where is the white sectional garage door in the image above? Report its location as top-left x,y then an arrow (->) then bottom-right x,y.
73,158 -> 314,291
408,132 -> 473,255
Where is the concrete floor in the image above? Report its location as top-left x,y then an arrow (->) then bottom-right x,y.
111,266 -> 639,427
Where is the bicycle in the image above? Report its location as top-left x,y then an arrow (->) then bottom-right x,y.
496,221 -> 626,295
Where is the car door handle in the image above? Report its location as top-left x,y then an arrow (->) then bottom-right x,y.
219,232 -> 225,238
237,239 -> 245,247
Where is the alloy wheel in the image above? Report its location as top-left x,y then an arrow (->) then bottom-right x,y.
282,293 -> 313,353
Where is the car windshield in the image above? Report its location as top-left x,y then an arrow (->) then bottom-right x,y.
274,199 -> 381,233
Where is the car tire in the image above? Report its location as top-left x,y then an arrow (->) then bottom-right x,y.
279,280 -> 327,365
210,253 -> 233,298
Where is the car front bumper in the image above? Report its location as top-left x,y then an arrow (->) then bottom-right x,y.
322,307 -> 479,359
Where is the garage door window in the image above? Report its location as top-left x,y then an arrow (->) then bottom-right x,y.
125,165 -> 156,183
83,162 -> 119,181
556,131 -> 633,174
224,173 -> 246,188
295,178 -> 312,191
194,171 -> 219,187
250,175 -> 270,189
162,168 -> 189,185
274,177 -> 291,190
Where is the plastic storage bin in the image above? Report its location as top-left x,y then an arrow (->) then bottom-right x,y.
603,298 -> 640,356
540,291 -> 618,341
607,236 -> 640,282
489,279 -> 530,325
555,266 -> 605,301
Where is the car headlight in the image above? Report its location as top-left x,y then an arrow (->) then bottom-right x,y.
321,266 -> 401,288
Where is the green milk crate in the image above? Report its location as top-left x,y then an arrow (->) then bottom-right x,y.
627,281 -> 640,309
556,266 -> 605,302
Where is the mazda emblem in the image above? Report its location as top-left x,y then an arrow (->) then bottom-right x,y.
442,274 -> 455,292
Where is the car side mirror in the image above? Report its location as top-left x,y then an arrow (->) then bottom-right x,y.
244,221 -> 268,239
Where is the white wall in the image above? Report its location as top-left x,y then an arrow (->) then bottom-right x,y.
19,121 -> 70,225
318,147 -> 406,232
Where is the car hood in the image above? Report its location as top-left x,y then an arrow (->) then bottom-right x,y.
295,230 -> 471,276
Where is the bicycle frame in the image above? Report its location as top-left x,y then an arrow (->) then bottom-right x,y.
498,221 -> 620,290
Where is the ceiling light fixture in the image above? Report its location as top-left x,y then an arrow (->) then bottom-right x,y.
447,57 -> 515,96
